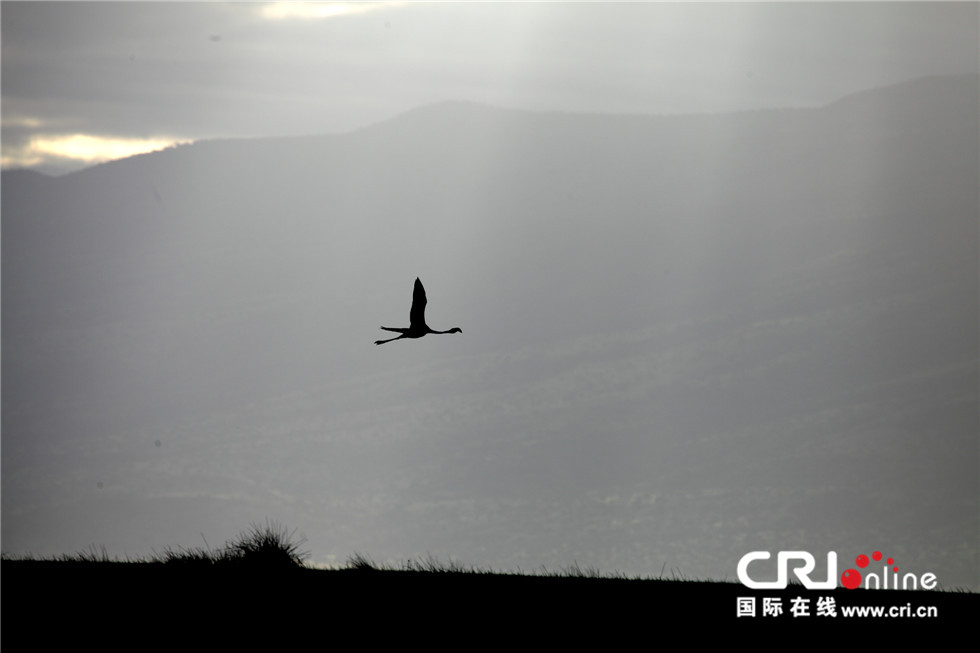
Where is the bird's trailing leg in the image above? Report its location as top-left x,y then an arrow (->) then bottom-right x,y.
375,326 -> 408,345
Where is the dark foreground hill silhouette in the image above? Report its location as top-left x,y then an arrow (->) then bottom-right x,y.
3,553 -> 976,644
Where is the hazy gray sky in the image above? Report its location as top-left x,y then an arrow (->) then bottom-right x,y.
3,1 -> 978,174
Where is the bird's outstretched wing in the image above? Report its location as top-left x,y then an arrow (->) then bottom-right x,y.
409,277 -> 427,329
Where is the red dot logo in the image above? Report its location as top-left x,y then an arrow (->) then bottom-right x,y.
847,550 -> 902,589
841,569 -> 862,590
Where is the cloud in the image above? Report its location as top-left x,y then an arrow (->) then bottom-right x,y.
2,116 -> 45,129
258,2 -> 404,21
2,133 -> 188,171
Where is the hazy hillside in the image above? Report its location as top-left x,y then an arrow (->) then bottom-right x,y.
3,74 -> 977,587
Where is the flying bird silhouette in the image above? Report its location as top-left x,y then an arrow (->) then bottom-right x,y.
375,277 -> 462,345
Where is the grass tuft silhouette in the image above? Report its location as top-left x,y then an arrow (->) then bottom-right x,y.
220,520 -> 308,568
345,552 -> 378,571
157,544 -> 216,567
61,544 -> 114,563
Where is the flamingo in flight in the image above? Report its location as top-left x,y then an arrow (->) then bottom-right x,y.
375,277 -> 462,345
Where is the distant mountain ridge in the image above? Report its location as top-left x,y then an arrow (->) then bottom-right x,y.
5,73 -> 975,184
